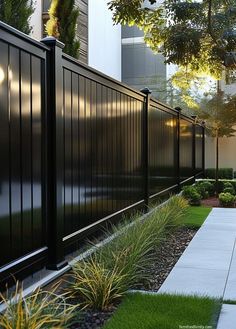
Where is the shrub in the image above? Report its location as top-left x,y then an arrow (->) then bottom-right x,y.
70,196 -> 188,310
195,183 -> 209,199
205,168 -> 233,180
197,181 -> 215,197
196,179 -> 236,193
219,192 -> 236,207
0,283 -> 75,329
223,182 -> 235,195
223,187 -> 235,195
182,186 -> 201,205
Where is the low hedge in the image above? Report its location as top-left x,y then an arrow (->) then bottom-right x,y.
205,168 -> 234,180
197,179 -> 236,193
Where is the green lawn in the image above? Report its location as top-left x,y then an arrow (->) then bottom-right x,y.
103,293 -> 221,329
183,206 -> 212,228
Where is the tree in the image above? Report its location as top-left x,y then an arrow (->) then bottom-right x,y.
108,0 -> 236,84
196,89 -> 236,193
46,0 -> 80,58
0,0 -> 34,34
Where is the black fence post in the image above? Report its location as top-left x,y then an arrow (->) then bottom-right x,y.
141,87 -> 152,210
41,37 -> 67,270
191,115 -> 197,180
175,107 -> 182,191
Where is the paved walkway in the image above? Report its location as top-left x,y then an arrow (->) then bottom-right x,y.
158,208 -> 236,329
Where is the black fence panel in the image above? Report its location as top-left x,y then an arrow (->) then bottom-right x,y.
195,125 -> 204,175
179,118 -> 194,183
0,21 -> 205,283
148,100 -> 178,198
61,56 -> 145,241
0,22 -> 48,282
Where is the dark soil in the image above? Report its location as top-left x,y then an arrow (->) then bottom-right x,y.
67,226 -> 197,328
135,226 -> 197,291
201,196 -> 236,208
201,196 -> 220,207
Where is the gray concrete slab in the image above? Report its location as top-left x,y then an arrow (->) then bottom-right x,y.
158,208 -> 236,301
217,304 -> 236,329
188,232 -> 235,251
158,267 -> 228,298
223,242 -> 236,301
175,248 -> 232,271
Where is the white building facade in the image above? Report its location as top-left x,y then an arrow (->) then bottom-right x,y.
30,0 -> 122,81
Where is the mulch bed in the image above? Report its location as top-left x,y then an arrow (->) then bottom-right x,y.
135,226 -> 197,292
201,196 -> 236,208
201,197 -> 220,207
68,226 -> 198,329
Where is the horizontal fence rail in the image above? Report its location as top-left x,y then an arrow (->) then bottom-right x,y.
0,21 -> 205,284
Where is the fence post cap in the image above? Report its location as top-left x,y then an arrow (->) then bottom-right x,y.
41,36 -> 65,49
175,106 -> 182,112
140,87 -> 152,95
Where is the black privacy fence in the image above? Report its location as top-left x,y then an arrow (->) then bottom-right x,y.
0,21 -> 205,284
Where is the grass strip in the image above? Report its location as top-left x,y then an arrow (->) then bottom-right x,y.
103,292 -> 221,329
183,206 -> 212,228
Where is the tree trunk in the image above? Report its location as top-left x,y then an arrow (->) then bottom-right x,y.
215,130 -> 219,195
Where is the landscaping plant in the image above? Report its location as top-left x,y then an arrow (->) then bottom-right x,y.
0,0 -> 34,34
46,0 -> 80,58
196,181 -> 215,197
71,254 -> 129,310
197,179 -> 236,194
223,187 -> 235,195
182,186 -> 201,206
0,282 -> 75,329
223,182 -> 235,195
219,192 -> 236,207
70,195 -> 188,310
195,183 -> 209,199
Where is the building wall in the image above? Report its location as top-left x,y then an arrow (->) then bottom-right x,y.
205,131 -> 236,171
88,0 -> 121,80
30,0 -> 42,40
75,0 -> 88,64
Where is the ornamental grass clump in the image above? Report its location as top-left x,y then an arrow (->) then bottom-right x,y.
70,195 -> 188,310
71,254 -> 129,310
0,282 -> 76,329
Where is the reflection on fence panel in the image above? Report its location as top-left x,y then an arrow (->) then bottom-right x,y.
149,101 -> 178,198
0,21 -> 205,284
179,118 -> 194,182
195,125 -> 204,174
62,57 -> 145,239
0,23 -> 47,282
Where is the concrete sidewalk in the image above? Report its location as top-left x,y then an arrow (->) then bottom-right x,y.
158,208 -> 236,329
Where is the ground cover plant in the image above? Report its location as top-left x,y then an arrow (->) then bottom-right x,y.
69,196 -> 189,310
183,206 -> 212,229
103,292 -> 221,329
